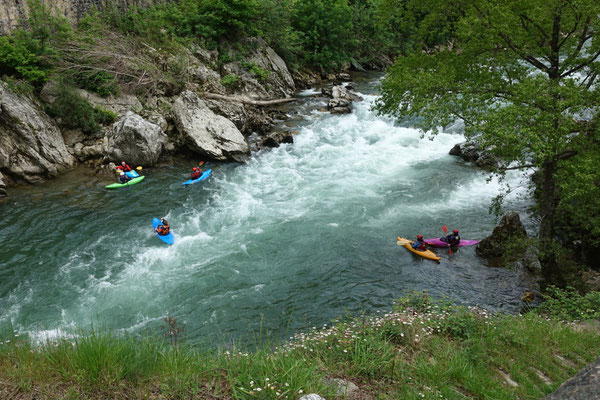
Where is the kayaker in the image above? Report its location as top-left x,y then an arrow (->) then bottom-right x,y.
191,167 -> 202,180
442,229 -> 461,246
118,171 -> 131,184
411,234 -> 427,251
155,218 -> 170,236
116,161 -> 132,172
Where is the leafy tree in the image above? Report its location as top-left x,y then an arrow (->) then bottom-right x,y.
376,0 -> 600,283
292,0 -> 354,70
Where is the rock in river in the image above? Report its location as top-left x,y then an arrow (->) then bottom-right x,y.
476,212 -> 527,258
104,112 -> 167,166
171,91 -> 250,161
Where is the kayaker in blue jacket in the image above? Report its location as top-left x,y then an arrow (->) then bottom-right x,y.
118,171 -> 131,184
411,234 -> 427,251
441,229 -> 460,246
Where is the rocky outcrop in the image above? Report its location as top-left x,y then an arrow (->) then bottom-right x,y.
323,85 -> 363,114
0,82 -> 74,184
171,91 -> 249,161
0,0 -> 171,34
543,356 -> 600,400
220,37 -> 296,99
449,141 -> 499,170
260,131 -> 294,148
476,212 -> 527,258
0,171 -> 7,197
104,112 -> 167,166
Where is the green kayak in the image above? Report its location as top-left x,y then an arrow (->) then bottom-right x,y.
105,176 -> 145,189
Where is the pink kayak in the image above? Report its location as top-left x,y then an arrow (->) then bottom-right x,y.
424,238 -> 480,247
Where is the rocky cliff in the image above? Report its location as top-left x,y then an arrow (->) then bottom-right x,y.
0,31 -> 315,196
0,0 -> 168,34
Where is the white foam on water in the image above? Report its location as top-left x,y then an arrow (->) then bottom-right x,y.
6,86 -> 532,343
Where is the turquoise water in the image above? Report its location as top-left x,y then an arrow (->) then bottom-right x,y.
0,78 -> 532,344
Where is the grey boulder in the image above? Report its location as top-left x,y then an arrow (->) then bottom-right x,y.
104,112 -> 167,166
172,91 -> 249,161
0,82 -> 74,184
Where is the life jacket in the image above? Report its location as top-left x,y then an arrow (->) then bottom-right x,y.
448,234 -> 460,245
157,223 -> 170,235
191,170 -> 202,180
118,164 -> 132,172
412,240 -> 427,250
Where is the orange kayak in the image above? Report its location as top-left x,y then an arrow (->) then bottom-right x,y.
397,237 -> 441,261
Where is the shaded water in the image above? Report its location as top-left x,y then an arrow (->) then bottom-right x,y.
0,76 -> 533,344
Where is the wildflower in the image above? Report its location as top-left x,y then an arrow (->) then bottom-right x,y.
298,389 -> 303,394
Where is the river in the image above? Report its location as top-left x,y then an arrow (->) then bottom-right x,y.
0,74 -> 533,345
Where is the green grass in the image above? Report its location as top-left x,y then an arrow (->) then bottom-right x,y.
1,294 -> 599,399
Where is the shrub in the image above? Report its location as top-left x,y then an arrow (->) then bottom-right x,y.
537,286 -> 600,321
72,70 -> 120,98
220,73 -> 240,89
0,32 -> 53,86
46,81 -> 115,134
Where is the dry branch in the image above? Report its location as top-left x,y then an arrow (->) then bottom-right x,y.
203,92 -> 296,106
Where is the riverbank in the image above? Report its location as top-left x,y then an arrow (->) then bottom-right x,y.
1,292 -> 599,399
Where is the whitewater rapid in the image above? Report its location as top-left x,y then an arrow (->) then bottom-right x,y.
0,78 -> 531,344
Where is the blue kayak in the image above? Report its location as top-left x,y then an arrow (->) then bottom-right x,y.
126,170 -> 139,178
152,218 -> 174,245
182,169 -> 212,186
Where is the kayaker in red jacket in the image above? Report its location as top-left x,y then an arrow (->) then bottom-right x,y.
411,234 -> 427,251
191,167 -> 202,180
116,161 -> 132,172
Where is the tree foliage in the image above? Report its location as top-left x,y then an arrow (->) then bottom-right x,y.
291,0 -> 354,70
376,0 -> 600,281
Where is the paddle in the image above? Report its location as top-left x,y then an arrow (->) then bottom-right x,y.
397,237 -> 410,245
442,225 -> 452,255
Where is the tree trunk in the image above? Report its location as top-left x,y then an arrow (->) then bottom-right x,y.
539,159 -> 561,285
202,93 -> 296,106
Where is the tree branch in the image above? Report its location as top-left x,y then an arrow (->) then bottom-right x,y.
558,150 -> 578,160
203,93 -> 296,106
560,48 -> 600,77
500,164 -> 535,171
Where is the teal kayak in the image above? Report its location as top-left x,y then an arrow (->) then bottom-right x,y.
106,176 -> 145,189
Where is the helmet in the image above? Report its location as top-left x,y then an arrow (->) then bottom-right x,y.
417,234 -> 423,240
193,167 -> 198,171
121,161 -> 126,165
161,218 -> 168,224
453,229 -> 459,234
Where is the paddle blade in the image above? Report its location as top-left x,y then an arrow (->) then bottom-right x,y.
136,166 -> 143,171
198,161 -> 205,166
442,225 -> 448,234
397,236 -> 409,246
448,246 -> 453,255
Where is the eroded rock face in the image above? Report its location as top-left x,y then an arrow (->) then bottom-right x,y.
104,112 -> 167,166
171,91 -> 249,161
220,37 -> 296,99
476,212 -> 527,258
543,356 -> 600,400
0,171 -> 7,197
0,82 -> 74,185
